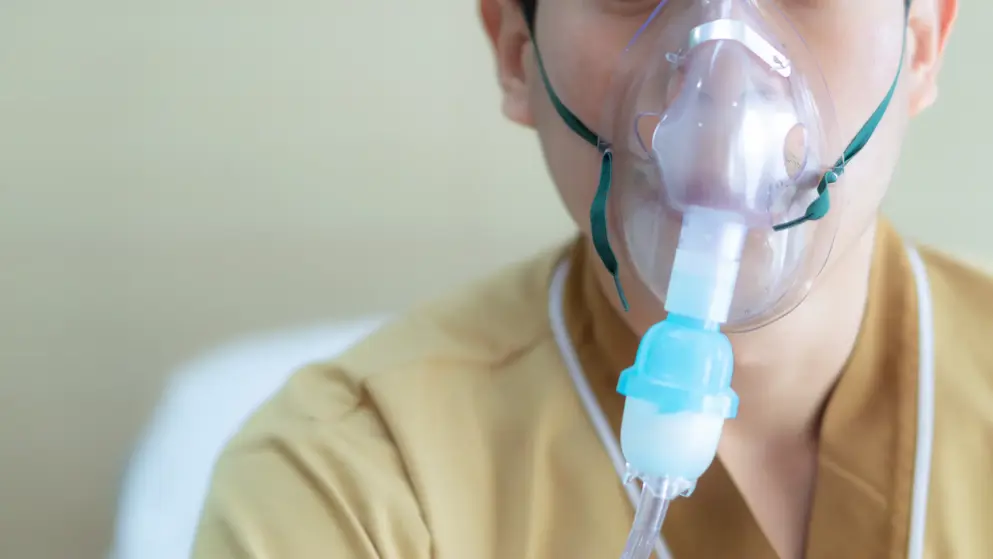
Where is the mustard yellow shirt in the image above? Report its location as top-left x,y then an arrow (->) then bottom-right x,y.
193,221 -> 993,558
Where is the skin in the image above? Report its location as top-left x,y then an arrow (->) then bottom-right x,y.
481,0 -> 957,557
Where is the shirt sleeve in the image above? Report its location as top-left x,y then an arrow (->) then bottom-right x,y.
191,368 -> 431,559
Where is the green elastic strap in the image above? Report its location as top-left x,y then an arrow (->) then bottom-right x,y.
522,0 -> 911,308
524,0 -> 625,306
523,1 -> 626,307
590,149 -> 630,310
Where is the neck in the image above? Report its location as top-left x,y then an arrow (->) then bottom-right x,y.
588,221 -> 879,443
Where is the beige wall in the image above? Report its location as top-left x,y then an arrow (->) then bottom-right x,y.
1,2 -> 988,558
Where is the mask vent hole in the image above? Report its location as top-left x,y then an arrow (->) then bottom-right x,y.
783,123 -> 807,180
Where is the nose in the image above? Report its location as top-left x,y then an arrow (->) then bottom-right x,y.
665,39 -> 779,165
678,40 -> 772,112
653,41 -> 788,214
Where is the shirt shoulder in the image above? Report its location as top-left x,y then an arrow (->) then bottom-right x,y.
192,242 -> 572,558
916,246 -> 993,557
918,245 -> 993,368
333,242 -> 567,384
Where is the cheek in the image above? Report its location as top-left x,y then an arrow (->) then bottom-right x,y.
526,15 -> 623,233
528,66 -> 602,234
810,11 -> 912,257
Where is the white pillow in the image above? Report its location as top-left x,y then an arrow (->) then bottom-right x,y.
109,317 -> 386,559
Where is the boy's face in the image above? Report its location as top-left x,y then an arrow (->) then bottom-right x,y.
483,0 -> 954,280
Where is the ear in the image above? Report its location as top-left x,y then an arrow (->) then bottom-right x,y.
480,0 -> 535,126
905,0 -> 958,115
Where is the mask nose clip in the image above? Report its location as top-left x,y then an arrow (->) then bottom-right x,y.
688,19 -> 791,77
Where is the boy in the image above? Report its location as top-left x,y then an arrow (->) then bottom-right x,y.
194,1 -> 988,557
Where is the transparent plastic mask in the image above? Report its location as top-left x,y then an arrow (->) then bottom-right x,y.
599,0 -> 848,330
